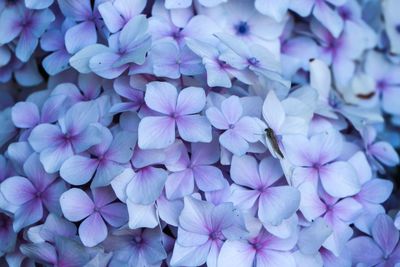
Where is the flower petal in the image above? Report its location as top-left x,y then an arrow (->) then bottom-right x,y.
11,102 -> 40,128
60,188 -> 94,222
126,167 -> 167,205
319,161 -> 361,198
258,186 -> 300,226
1,176 -> 35,205
79,212 -> 108,247
60,155 -> 98,185
138,116 -> 175,149
218,241 -> 255,267
176,115 -> 212,143
176,86 -> 206,115
145,81 -> 177,114
371,214 -> 399,256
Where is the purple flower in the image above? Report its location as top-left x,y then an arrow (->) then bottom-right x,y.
60,128 -> 134,188
290,0 -> 347,37
150,40 -> 203,79
149,8 -> 218,45
364,51 -> 400,116
298,182 -> 362,255
349,151 -> 393,233
0,4 -> 54,62
60,187 -> 128,247
230,155 -> 300,226
40,22 -> 71,75
348,214 -> 400,266
218,226 -> 297,267
28,101 -> 102,173
0,153 -> 66,231
170,196 -> 247,267
126,166 -> 168,205
283,130 -> 361,198
50,76 -> 102,104
138,81 -> 212,149
11,96 -> 67,130
20,237 -> 92,266
76,15 -> 152,79
58,0 -> 103,54
311,20 -> 376,88
98,0 -> 146,33
216,33 -> 288,86
205,0 -> 287,45
165,140 -> 226,199
206,96 -> 259,156
362,126 -> 400,169
103,228 -> 167,267
110,76 -> 144,113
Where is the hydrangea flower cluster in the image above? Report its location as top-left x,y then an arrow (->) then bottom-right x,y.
0,0 -> 400,266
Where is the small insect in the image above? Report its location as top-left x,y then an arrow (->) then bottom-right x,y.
265,127 -> 284,159
356,92 -> 375,100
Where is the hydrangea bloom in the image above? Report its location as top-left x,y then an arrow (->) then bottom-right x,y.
0,0 -> 399,266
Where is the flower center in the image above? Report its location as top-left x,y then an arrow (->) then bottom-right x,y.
209,230 -> 223,241
248,57 -> 259,66
228,124 -> 235,129
235,21 -> 249,36
377,80 -> 387,91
